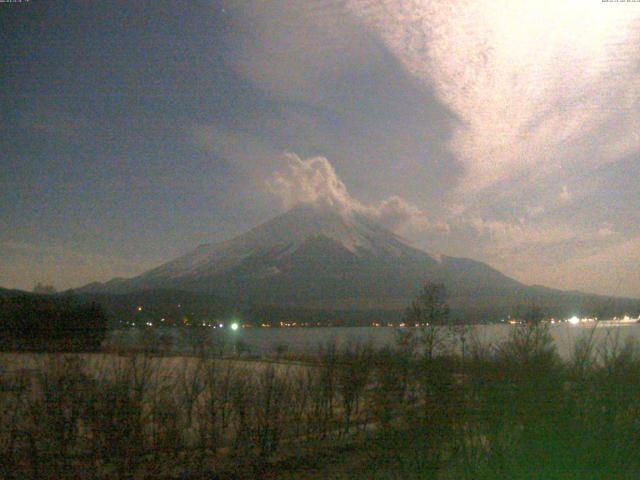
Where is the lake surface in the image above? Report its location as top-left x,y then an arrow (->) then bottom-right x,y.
110,322 -> 640,359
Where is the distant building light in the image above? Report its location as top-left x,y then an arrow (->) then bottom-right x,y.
231,322 -> 239,331
137,306 -> 143,312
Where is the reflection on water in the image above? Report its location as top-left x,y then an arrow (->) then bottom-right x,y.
110,322 -> 640,359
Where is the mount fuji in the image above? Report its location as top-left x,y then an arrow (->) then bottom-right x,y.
78,204 -> 640,322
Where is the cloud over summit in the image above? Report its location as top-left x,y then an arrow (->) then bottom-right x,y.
267,153 -> 429,232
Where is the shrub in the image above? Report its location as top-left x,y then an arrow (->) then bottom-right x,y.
0,296 -> 108,352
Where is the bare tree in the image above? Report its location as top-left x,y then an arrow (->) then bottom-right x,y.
337,340 -> 372,435
252,365 -> 291,457
405,282 -> 451,360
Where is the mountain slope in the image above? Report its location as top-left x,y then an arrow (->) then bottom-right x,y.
141,205 -> 436,280
79,205 -> 640,321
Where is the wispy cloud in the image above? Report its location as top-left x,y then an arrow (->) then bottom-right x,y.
513,235 -> 640,298
267,152 -> 430,232
559,185 -> 572,203
0,241 -> 147,291
597,223 -> 616,238
346,0 -> 640,193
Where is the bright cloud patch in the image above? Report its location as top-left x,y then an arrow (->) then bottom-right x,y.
346,0 -> 640,192
268,153 -> 429,232
559,185 -> 572,203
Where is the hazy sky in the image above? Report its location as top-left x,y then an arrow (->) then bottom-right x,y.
2,0 -> 640,297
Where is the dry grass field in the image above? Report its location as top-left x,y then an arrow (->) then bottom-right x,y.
3,323 -> 640,479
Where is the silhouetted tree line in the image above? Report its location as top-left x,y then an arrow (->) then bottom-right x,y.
32,283 -> 57,295
3,315 -> 640,478
0,295 -> 108,351
2,283 -> 640,478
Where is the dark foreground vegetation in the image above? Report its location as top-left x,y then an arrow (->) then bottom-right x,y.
2,319 -> 640,479
0,295 -> 108,352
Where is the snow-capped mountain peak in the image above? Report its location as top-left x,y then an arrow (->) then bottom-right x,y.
76,203 -> 634,319
140,204 -> 429,280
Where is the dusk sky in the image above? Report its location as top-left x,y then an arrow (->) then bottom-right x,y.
2,1 -> 640,297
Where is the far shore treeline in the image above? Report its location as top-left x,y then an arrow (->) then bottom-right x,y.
1,283 -> 639,353
67,287 -> 640,328
0,293 -> 108,352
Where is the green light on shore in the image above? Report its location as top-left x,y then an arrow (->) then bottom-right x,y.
231,322 -> 239,331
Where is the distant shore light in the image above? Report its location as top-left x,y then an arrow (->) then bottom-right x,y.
231,322 -> 239,331
568,316 -> 580,325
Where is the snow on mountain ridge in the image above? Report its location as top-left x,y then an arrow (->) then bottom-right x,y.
141,205 -> 431,280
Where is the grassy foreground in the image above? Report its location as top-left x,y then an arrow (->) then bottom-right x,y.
2,322 -> 640,479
